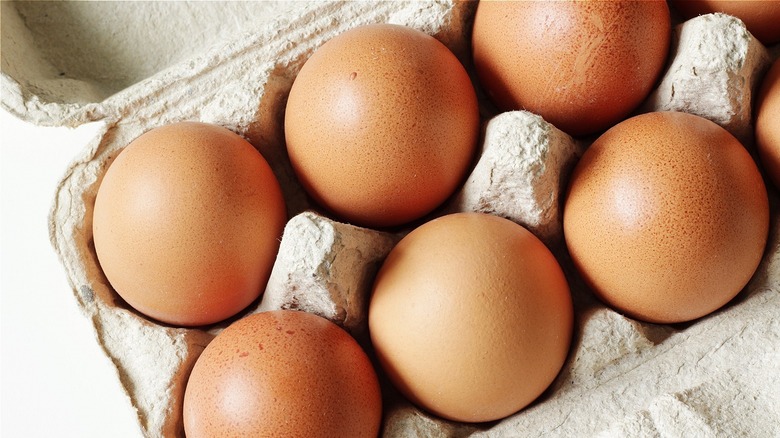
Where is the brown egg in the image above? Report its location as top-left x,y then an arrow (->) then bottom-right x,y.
92,122 -> 286,326
671,0 -> 780,45
564,112 -> 769,324
756,58 -> 780,189
183,310 -> 382,437
369,213 -> 573,423
472,0 -> 671,137
284,24 -> 479,228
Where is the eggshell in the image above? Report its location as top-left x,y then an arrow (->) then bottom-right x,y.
564,111 -> 769,324
472,0 -> 671,136
285,23 -> 479,228
756,59 -> 780,189
671,0 -> 780,44
92,122 -> 286,326
183,310 -> 382,437
368,212 -> 573,423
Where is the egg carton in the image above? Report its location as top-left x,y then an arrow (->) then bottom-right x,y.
2,1 -> 779,437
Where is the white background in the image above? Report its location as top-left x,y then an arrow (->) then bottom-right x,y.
1,109 -> 142,437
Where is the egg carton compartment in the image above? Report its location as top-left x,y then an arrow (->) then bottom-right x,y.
2,1 -> 778,437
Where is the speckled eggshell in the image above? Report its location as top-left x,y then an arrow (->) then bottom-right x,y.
92,122 -> 287,327
756,58 -> 780,189
369,212 -> 573,423
183,310 -> 382,437
564,112 -> 769,324
671,0 -> 780,44
284,24 -> 479,228
472,0 -> 671,137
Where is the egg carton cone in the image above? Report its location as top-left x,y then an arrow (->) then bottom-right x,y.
2,1 -> 778,437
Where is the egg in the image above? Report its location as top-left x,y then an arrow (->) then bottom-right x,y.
368,213 -> 573,423
183,310 -> 382,437
564,112 -> 769,324
284,24 -> 479,228
756,58 -> 780,189
472,0 -> 671,137
92,122 -> 287,326
671,0 -> 780,45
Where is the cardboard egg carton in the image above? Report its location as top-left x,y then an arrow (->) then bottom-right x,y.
3,1 -> 778,437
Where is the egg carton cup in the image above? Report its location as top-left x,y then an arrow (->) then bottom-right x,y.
2,1 -> 778,437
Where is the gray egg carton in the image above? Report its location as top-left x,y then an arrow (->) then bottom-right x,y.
2,1 -> 778,437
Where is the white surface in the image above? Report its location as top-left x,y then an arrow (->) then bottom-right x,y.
0,109 -> 142,438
